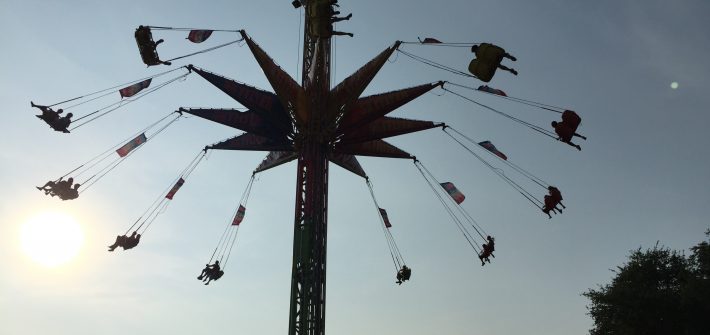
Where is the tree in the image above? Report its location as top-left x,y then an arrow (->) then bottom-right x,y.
583,230 -> 710,335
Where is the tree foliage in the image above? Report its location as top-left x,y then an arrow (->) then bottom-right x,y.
583,230 -> 710,335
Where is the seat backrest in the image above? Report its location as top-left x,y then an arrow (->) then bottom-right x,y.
476,43 -> 505,63
561,110 -> 581,130
469,59 -> 496,83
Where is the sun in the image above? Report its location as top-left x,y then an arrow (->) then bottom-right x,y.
20,212 -> 84,268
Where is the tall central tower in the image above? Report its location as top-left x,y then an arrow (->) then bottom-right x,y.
185,2 -> 441,334
288,3 -> 332,334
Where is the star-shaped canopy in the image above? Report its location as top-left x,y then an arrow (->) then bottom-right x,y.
183,31 -> 443,177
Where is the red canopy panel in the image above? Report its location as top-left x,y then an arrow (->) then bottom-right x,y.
209,133 -> 293,152
327,152 -> 367,178
334,140 -> 413,159
254,151 -> 299,173
326,42 -> 401,124
339,116 -> 439,144
183,108 -> 289,140
189,66 -> 292,131
240,31 -> 307,126
337,82 -> 441,135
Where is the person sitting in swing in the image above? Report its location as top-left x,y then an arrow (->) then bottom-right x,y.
542,194 -> 564,218
548,186 -> 565,209
57,183 -> 80,201
552,110 -> 586,151
53,113 -> 73,133
108,231 -> 140,251
471,43 -> 518,76
48,178 -> 80,200
198,260 -> 222,284
551,121 -> 585,151
479,243 -> 494,266
31,102 -> 71,133
124,232 -> 141,250
39,177 -> 73,197
37,178 -> 62,194
309,1 -> 353,38
330,6 -> 352,23
204,268 -> 224,285
396,265 -> 411,285
135,25 -> 172,66
486,235 -> 496,255
108,232 -> 129,251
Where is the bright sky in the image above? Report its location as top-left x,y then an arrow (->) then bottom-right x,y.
1,0 -> 709,334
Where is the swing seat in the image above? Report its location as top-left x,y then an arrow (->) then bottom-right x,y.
402,268 -> 411,281
59,188 -> 79,201
37,115 -> 70,133
309,18 -> 334,38
474,43 -> 506,64
212,270 -> 224,280
307,2 -> 334,38
468,59 -> 497,82
553,124 -> 575,142
561,110 -> 581,132
542,195 -> 560,214
134,26 -> 164,66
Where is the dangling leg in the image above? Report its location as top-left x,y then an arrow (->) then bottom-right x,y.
542,208 -> 552,219
563,140 -> 581,151
498,64 -> 518,76
198,267 -> 209,280
36,181 -> 53,191
574,132 -> 587,140
155,39 -> 164,46
332,31 -> 354,37
108,235 -> 125,252
331,13 -> 352,23
31,101 -> 49,113
503,53 -> 517,62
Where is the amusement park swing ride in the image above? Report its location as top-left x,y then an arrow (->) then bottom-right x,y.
30,1 -> 586,334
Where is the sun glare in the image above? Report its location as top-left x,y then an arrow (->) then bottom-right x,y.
20,212 -> 84,268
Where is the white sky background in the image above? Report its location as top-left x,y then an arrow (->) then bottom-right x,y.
1,0 -> 709,334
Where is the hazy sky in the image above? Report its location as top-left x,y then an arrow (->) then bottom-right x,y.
1,1 -> 709,334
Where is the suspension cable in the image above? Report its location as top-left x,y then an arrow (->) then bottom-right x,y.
400,39 -> 482,47
396,49 -> 474,78
220,174 -> 254,270
416,161 -> 489,241
366,178 -> 404,270
413,160 -> 482,253
441,128 -> 543,210
446,127 -> 550,189
139,150 -> 208,234
69,70 -> 190,130
445,81 -> 566,114
64,111 -> 179,182
148,26 -> 240,32
164,39 -> 243,63
442,86 -> 558,139
45,67 -> 188,108
79,114 -> 183,193
120,149 -> 206,235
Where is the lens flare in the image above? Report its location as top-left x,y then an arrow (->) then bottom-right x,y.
20,212 -> 84,268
